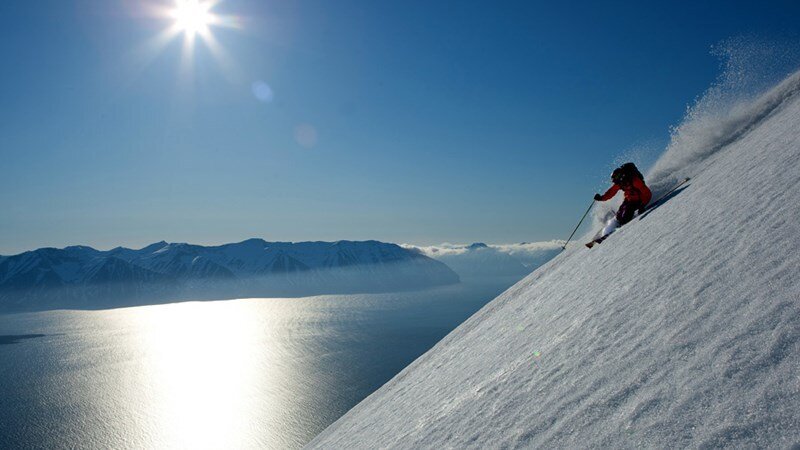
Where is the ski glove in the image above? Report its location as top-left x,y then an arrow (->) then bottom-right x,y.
593,193 -> 603,201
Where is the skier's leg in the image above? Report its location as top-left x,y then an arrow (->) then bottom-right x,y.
587,216 -> 619,247
588,201 -> 644,248
616,201 -> 638,225
602,218 -> 619,236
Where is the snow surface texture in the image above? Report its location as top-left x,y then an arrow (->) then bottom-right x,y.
310,70 -> 800,448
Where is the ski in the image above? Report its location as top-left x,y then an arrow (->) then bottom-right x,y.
585,234 -> 610,248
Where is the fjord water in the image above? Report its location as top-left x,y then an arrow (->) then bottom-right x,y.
0,277 -> 514,449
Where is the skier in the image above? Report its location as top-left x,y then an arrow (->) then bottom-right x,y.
587,163 -> 652,247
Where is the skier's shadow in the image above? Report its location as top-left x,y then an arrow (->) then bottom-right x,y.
637,185 -> 690,222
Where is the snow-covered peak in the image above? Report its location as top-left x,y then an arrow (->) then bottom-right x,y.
0,239 -> 459,311
466,242 -> 489,250
231,238 -> 268,248
140,240 -> 169,251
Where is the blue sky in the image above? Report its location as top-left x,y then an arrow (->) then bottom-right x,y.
2,0 -> 799,254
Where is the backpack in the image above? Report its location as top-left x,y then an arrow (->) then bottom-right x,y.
619,162 -> 644,182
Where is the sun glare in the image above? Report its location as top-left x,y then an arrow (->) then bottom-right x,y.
170,0 -> 214,36
128,0 -> 243,84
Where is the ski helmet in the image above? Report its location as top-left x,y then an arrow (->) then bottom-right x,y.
611,167 -> 631,184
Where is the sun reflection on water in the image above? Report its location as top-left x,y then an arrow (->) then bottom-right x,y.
0,282 -> 507,449
132,301 -> 276,448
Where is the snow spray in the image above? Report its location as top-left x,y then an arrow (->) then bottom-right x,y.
585,37 -> 800,240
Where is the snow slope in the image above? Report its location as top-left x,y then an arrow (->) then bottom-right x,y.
310,71 -> 800,448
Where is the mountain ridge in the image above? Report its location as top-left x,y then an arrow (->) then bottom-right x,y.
0,239 -> 459,312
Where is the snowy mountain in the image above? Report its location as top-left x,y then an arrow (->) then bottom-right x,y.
406,242 -> 563,278
0,240 -> 459,312
309,71 -> 800,447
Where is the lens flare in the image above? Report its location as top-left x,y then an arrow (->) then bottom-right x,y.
252,81 -> 274,103
294,124 -> 318,149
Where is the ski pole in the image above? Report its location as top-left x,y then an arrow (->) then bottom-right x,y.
561,200 -> 595,250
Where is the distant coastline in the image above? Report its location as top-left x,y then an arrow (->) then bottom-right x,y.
0,239 -> 459,312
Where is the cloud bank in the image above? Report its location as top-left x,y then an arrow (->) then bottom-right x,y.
402,241 -> 564,278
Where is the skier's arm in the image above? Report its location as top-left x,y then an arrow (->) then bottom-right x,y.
595,184 -> 619,201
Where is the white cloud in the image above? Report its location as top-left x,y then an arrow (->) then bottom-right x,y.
404,241 -> 563,259
402,241 -> 564,278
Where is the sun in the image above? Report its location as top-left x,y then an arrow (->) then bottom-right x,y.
170,0 -> 214,36
129,0 -> 242,82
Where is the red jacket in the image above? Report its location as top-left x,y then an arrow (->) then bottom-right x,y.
599,177 -> 652,205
